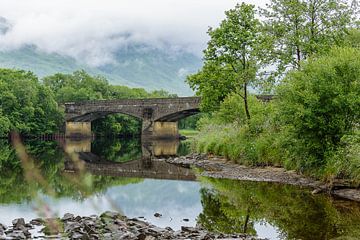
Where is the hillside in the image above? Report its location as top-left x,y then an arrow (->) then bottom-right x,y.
0,45 -> 202,96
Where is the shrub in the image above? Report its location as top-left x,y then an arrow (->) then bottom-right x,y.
194,93 -> 283,166
277,47 -> 360,175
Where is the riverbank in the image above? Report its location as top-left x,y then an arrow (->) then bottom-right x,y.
0,212 -> 263,240
164,154 -> 360,202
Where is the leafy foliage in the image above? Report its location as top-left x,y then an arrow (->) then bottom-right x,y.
277,47 -> 360,174
189,1 -> 360,181
261,0 -> 353,71
187,3 -> 267,117
193,47 -> 360,180
0,69 -> 63,136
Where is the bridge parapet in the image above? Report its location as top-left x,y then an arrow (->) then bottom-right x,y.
64,97 -> 201,138
65,97 -> 201,122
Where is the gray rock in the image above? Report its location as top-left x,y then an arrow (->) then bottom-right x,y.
64,221 -> 82,233
12,218 -> 25,229
100,211 -> 120,219
144,236 -> 156,240
83,223 -> 96,235
62,213 -> 74,221
71,231 -> 89,239
30,218 -> 43,226
153,213 -> 162,218
0,224 -> 6,231
6,230 -> 26,239
181,226 -> 199,233
6,212 -> 262,240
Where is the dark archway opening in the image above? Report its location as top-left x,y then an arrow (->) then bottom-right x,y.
178,114 -> 203,130
92,113 -> 142,137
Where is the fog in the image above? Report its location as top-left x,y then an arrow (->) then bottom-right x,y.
0,0 -> 268,66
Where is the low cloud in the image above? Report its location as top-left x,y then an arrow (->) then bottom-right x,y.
0,0 -> 267,66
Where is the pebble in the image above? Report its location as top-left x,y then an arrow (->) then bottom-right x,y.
0,212 -> 264,240
153,213 -> 162,218
165,154 -> 360,203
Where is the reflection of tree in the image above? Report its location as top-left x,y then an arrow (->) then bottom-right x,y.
91,137 -> 142,162
198,178 -> 360,239
0,139 -> 142,204
198,188 -> 256,235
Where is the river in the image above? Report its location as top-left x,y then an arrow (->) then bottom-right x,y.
0,137 -> 359,239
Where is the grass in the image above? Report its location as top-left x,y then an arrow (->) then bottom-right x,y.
179,129 -> 199,138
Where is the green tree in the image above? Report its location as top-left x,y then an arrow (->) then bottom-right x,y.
343,28 -> 360,48
187,63 -> 238,112
0,110 -> 11,137
43,70 -> 110,103
277,47 -> 360,173
262,0 -> 353,71
187,3 -> 265,119
0,69 -> 62,136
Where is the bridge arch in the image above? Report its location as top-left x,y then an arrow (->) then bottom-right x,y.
64,97 -> 201,138
154,108 -> 201,122
66,110 -> 143,122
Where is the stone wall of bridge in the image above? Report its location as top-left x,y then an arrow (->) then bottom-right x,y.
64,97 -> 201,122
64,97 -> 200,139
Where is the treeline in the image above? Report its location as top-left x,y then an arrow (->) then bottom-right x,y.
188,0 -> 360,181
0,69 -> 176,137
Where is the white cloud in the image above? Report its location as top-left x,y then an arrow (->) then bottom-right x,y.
0,0 -> 268,66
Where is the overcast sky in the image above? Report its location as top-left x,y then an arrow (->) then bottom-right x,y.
0,0 -> 269,66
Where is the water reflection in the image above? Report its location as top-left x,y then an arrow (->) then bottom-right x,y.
62,138 -> 195,181
0,138 -> 360,239
199,177 -> 360,240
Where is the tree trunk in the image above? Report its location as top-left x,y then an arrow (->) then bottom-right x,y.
243,209 -> 250,233
243,82 -> 251,120
296,46 -> 301,69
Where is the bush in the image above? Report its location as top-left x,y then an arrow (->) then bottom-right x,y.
193,47 -> 360,180
194,93 -> 283,166
324,132 -> 360,184
277,47 -> 360,176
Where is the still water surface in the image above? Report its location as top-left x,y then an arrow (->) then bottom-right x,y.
0,138 -> 360,240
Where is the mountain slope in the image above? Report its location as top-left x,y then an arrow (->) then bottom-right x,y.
0,45 -> 202,96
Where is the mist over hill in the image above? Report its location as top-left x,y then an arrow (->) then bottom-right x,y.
0,45 -> 202,96
0,13 -> 204,96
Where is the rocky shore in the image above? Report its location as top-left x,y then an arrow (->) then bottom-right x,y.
0,212 -> 263,240
164,154 -> 360,202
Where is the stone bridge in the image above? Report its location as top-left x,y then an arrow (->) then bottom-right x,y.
64,97 -> 201,138
64,95 -> 274,138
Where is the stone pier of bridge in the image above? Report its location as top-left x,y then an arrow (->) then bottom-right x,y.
64,97 -> 201,139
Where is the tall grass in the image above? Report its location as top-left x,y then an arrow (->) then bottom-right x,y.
193,94 -> 285,167
192,92 -> 360,183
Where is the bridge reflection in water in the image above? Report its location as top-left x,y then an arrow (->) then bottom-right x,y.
62,138 -> 196,181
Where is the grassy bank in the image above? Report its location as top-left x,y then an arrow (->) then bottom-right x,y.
179,129 -> 199,138
191,48 -> 360,184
